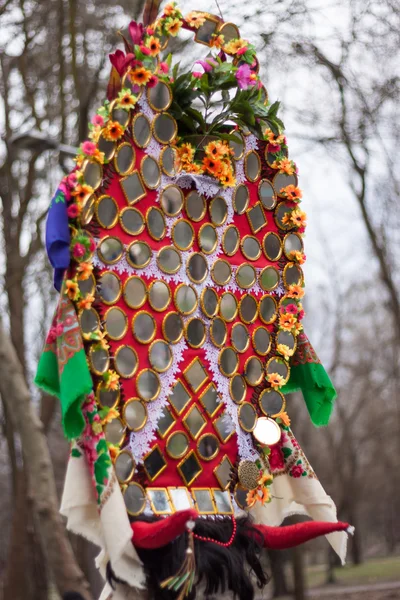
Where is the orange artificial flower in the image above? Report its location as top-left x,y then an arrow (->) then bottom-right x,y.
277,343 -> 293,360
277,411 -> 291,427
100,407 -> 120,426
289,250 -> 305,264
103,120 -> 124,141
291,209 -> 307,228
163,2 -> 176,16
264,128 -> 285,145
203,156 -> 224,177
282,212 -> 292,226
205,140 -> 230,159
258,473 -> 273,487
72,183 -> 93,203
271,157 -> 295,175
281,184 -> 302,202
185,11 -> 206,28
108,445 -> 119,460
77,262 -> 93,280
246,488 -> 258,508
292,321 -> 303,335
287,284 -> 305,300
185,162 -> 204,175
77,293 -> 95,310
266,372 -> 285,389
211,33 -> 225,49
220,170 -> 236,187
177,142 -> 195,163
279,313 -> 297,331
145,35 -> 161,56
92,148 -> 105,164
130,66 -> 153,86
116,90 -> 137,109
65,279 -> 80,301
224,38 -> 248,55
165,17 -> 182,36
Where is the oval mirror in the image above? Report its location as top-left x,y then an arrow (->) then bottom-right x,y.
120,207 -> 145,235
127,240 -> 152,268
283,263 -> 303,286
229,130 -> 245,160
253,416 -> 281,446
166,431 -> 189,459
172,219 -> 194,251
186,253 -> 208,284
252,327 -> 271,356
123,399 -> 148,431
124,276 -> 147,309
209,196 -> 228,226
132,312 -> 156,344
231,322 -> 250,353
78,274 -> 95,298
197,434 -> 220,461
223,225 -> 240,256
219,292 -> 238,322
198,223 -> 217,254
266,357 -> 290,383
141,155 -> 161,189
124,482 -> 146,516
245,151 -> 261,182
149,339 -> 173,372
263,232 -> 282,261
96,195 -> 118,229
111,105 -> 130,127
132,113 -> 151,148
200,288 -> 219,318
239,294 -> 258,324
98,237 -> 123,264
219,347 -> 239,377
241,236 -> 261,261
230,374 -> 247,403
162,311 -> 184,344
238,402 -> 257,432
211,259 -> 231,286
147,206 -> 166,240
99,271 -> 121,304
98,384 -> 119,409
236,263 -> 256,289
273,172 -> 298,197
258,179 -> 277,210
115,142 -> 135,175
220,22 -> 240,44
161,146 -> 179,176
153,113 -> 177,144
80,194 -> 96,225
136,369 -> 160,401
98,134 -> 116,161
174,284 -> 198,315
82,160 -> 102,190
259,295 -> 277,324
147,80 -> 172,111
160,185 -> 184,216
157,246 -> 182,274
259,389 -> 285,417
148,280 -> 171,312
210,317 -> 227,347
89,347 -> 109,375
233,184 -> 249,214
185,190 -> 206,221
114,450 -> 135,483
186,318 -> 206,348
104,417 -> 125,446
115,345 -> 138,378
275,202 -> 295,230
104,307 -> 128,340
276,330 -> 297,353
80,308 -> 100,337
283,232 -> 303,259
259,266 -> 280,291
244,356 -> 264,386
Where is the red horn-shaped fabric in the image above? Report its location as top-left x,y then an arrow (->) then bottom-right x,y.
254,521 -> 350,549
131,509 -> 198,549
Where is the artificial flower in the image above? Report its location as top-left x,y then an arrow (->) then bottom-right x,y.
92,421 -> 103,435
109,49 -> 135,76
100,407 -> 120,426
116,89 -> 137,109
264,128 -> 285,146
192,71 -> 203,79
103,120 -> 124,141
266,372 -> 285,389
291,209 -> 307,228
203,156 -> 223,177
130,66 -> 153,86
77,262 -> 93,280
277,343 -> 293,360
77,293 -> 95,310
185,11 -> 206,28
224,38 -> 248,55
177,142 -> 195,163
279,313 -> 297,331
282,212 -> 292,226
91,114 -> 104,127
128,20 -> 144,45
195,58 -> 218,73
103,370 -> 120,391
163,2 -> 177,16
235,63 -> 256,90
282,303 -> 298,315
147,74 -> 159,88
165,17 -> 182,36
211,33 -> 225,49
72,184 -> 93,203
276,410 -> 291,427
66,172 -> 78,188
287,284 -> 305,300
67,203 -> 79,219
88,237 -> 96,253
81,141 -> 97,156
281,184 -> 302,202
72,243 -> 86,259
289,250 -> 306,264
145,35 -> 161,56
205,139 -> 229,159
271,157 -> 296,175
159,61 -> 169,74
65,279 -> 80,301
139,45 -> 151,56
108,445 -> 119,460
292,321 -> 303,335
220,170 -> 236,187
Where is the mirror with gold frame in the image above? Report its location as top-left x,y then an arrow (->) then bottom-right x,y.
111,104 -> 130,127
244,356 -> 264,386
183,358 -> 208,393
104,417 -> 125,446
124,275 -> 147,309
252,326 -> 271,356
157,406 -> 176,438
276,330 -> 297,353
157,245 -> 182,274
99,271 -> 121,305
153,113 -> 178,144
244,151 -> 261,182
265,357 -> 290,383
96,195 -> 118,228
148,280 -> 171,312
259,266 -> 280,291
183,405 -> 207,440
199,383 -> 222,417
192,488 -> 215,514
127,240 -> 152,269
162,311 -> 184,344
246,202 -> 267,234
263,231 -> 282,261
283,262 -> 303,287
80,194 -> 96,225
160,185 -> 184,216
147,489 -> 172,515
253,416 -> 281,446
195,14 -> 220,45
120,171 -> 147,205
211,259 -> 232,286
132,311 -> 156,344
219,347 -> 239,377
219,21 -> 240,44
123,398 -> 148,431
233,184 -> 249,214
185,190 -> 206,221
177,451 -> 202,486
79,308 -> 100,336
78,274 -> 95,298
148,339 -> 173,373
238,294 -> 258,324
172,219 -> 194,251
82,160 -> 102,190
275,202 -> 295,230
214,455 -> 233,490
132,113 -> 151,148
97,381 -> 120,409
147,80 -> 172,111
283,232 -> 304,259
89,346 -> 109,375
114,345 -> 138,378
141,155 -> 161,189
200,288 -> 219,318
124,482 -> 146,516
272,172 -> 298,197
186,253 -> 208,284
241,236 -> 261,261
98,134 -> 116,161
143,445 -> 167,480
168,379 -> 191,415
213,411 -> 235,443
114,142 -> 135,176
236,263 -> 256,289
161,146 -> 179,176
228,129 -> 245,160
168,487 -> 193,511
104,306 -> 128,340
259,294 -> 277,324
209,196 -> 228,226
209,317 -> 227,348
185,318 -> 206,349
98,236 -> 123,264
137,369 -> 161,402
197,433 -> 220,461
219,292 -> 238,322
198,223 -> 217,254
258,179 -> 277,210
146,206 -> 166,241
238,402 -> 257,432
174,283 -> 198,315
166,431 -> 189,459
259,388 -> 285,417
114,450 -> 135,483
229,374 -> 247,404
119,207 -> 145,235
231,322 -> 250,353
234,483 -> 250,510
222,225 -> 240,256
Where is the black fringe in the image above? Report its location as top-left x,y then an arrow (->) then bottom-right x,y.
107,515 -> 269,600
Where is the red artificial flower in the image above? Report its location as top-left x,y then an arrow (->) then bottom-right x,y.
128,20 -> 144,45
109,50 -> 136,76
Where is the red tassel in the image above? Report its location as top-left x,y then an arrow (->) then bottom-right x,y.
131,509 -> 198,549
254,521 -> 350,549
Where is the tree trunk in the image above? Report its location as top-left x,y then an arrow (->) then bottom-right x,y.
292,547 -> 306,600
0,319 -> 93,600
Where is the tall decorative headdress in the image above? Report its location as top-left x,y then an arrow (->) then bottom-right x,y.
36,3 -> 351,599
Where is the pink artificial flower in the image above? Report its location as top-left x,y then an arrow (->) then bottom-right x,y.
66,172 -> 78,188
55,323 -> 64,336
128,20 -> 144,45
291,465 -> 304,478
285,303 -> 299,315
67,203 -> 79,219
73,243 -> 86,258
159,62 -> 169,74
89,238 -> 96,253
81,141 -> 97,156
147,27 -> 154,35
109,49 -> 136,75
236,46 -> 248,56
192,71 -> 203,79
267,143 -> 281,153
140,45 -> 151,56
268,446 -> 285,471
235,63 -> 256,90
147,74 -> 159,88
298,309 -> 305,320
91,114 -> 104,127
195,58 -> 217,73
